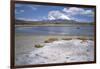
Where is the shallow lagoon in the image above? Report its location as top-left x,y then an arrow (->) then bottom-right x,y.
15,26 -> 94,36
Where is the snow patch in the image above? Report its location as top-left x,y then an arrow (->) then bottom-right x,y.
48,10 -> 70,20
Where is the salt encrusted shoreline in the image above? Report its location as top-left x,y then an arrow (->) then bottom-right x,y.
15,36 -> 94,65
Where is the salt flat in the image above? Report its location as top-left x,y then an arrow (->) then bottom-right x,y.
15,38 -> 94,65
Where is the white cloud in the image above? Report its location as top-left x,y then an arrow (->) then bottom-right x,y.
63,7 -> 85,15
48,10 -> 70,20
15,4 -> 37,14
16,17 -> 39,21
42,16 -> 48,20
20,10 -> 24,13
63,7 -> 93,16
62,7 -> 94,22
15,9 -> 25,14
16,4 -> 37,10
81,10 -> 94,16
28,5 -> 37,10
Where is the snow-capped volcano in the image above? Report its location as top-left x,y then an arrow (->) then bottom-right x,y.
48,11 -> 70,20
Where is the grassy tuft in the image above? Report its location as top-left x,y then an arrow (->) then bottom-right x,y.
77,37 -> 87,40
62,38 -> 72,40
44,38 -> 58,43
34,44 -> 44,48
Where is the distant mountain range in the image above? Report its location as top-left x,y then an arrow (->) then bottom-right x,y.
15,19 -> 93,25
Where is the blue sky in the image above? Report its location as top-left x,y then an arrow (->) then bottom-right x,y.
15,3 -> 95,22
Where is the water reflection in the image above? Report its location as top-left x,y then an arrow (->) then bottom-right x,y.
15,26 -> 94,36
